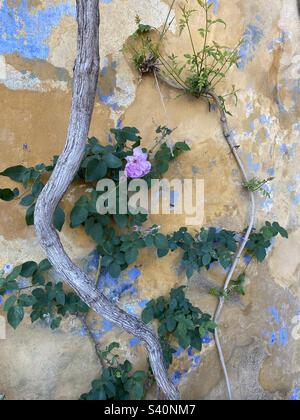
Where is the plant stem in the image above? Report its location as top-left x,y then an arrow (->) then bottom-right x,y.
199,1 -> 209,75
206,89 -> 256,401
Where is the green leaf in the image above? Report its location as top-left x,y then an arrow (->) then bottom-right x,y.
0,188 -> 18,201
132,382 -> 144,400
125,248 -> 139,265
132,371 -> 146,382
103,153 -> 122,169
32,181 -> 44,198
108,263 -> 121,279
141,306 -> 154,324
70,205 -> 89,228
166,316 -> 177,333
272,222 -> 288,239
86,158 -> 107,181
113,214 -> 128,229
38,259 -> 52,272
4,295 -> 17,312
51,317 -> 62,330
255,247 -> 267,262
6,265 -> 22,282
26,204 -> 35,226
0,166 -> 29,183
154,234 -> 169,250
18,294 -> 36,307
186,266 -> 194,279
175,141 -> 191,151
54,206 -> 65,232
156,248 -> 168,258
56,291 -> 66,306
32,272 -> 45,286
20,194 -> 35,207
7,305 -> 24,329
89,223 -> 104,244
202,254 -> 211,266
20,261 -> 38,278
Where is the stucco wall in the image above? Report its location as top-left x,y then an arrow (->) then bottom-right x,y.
0,0 -> 299,400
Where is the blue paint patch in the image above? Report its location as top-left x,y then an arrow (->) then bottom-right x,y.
128,267 -> 141,281
98,268 -> 140,302
263,306 -> 290,349
0,0 -> 75,60
202,333 -> 212,344
129,337 -> 141,347
294,122 -> 300,132
259,115 -> 271,125
138,299 -> 150,309
100,0 -> 113,3
247,154 -> 260,173
279,327 -> 288,346
174,347 -> 184,358
208,0 -> 219,15
102,319 -> 113,332
238,24 -> 263,70
267,32 -> 289,53
172,371 -> 182,385
292,194 -> 300,206
289,388 -> 300,400
279,143 -> 297,158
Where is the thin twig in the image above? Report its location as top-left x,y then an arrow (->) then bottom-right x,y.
206,90 -> 256,401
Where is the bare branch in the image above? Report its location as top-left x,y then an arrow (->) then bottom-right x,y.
34,0 -> 179,401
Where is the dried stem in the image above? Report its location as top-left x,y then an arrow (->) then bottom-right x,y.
154,70 -> 256,400
204,90 -> 256,400
34,0 -> 179,401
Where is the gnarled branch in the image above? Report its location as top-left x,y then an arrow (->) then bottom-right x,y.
34,0 -> 179,401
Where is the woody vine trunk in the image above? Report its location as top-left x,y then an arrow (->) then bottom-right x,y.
34,0 -> 179,401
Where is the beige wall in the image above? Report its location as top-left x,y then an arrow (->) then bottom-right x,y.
0,0 -> 299,400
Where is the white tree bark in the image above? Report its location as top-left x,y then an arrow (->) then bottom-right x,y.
34,0 -> 179,401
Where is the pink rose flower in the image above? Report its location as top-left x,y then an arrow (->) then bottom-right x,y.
124,147 -> 152,178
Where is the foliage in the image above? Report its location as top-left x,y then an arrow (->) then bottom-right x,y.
0,127 -> 190,280
142,286 -> 216,367
210,272 -> 247,299
125,0 -> 242,112
243,177 -> 275,199
0,260 -> 89,330
80,342 -> 148,400
245,221 -> 288,262
0,123 -> 289,397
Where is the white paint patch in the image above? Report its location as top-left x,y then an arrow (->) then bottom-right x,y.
292,315 -> 300,340
0,59 -> 68,92
98,0 -> 176,121
47,0 -> 176,121
0,55 -> 7,80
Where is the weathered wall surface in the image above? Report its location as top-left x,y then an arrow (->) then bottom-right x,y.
0,0 -> 299,400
